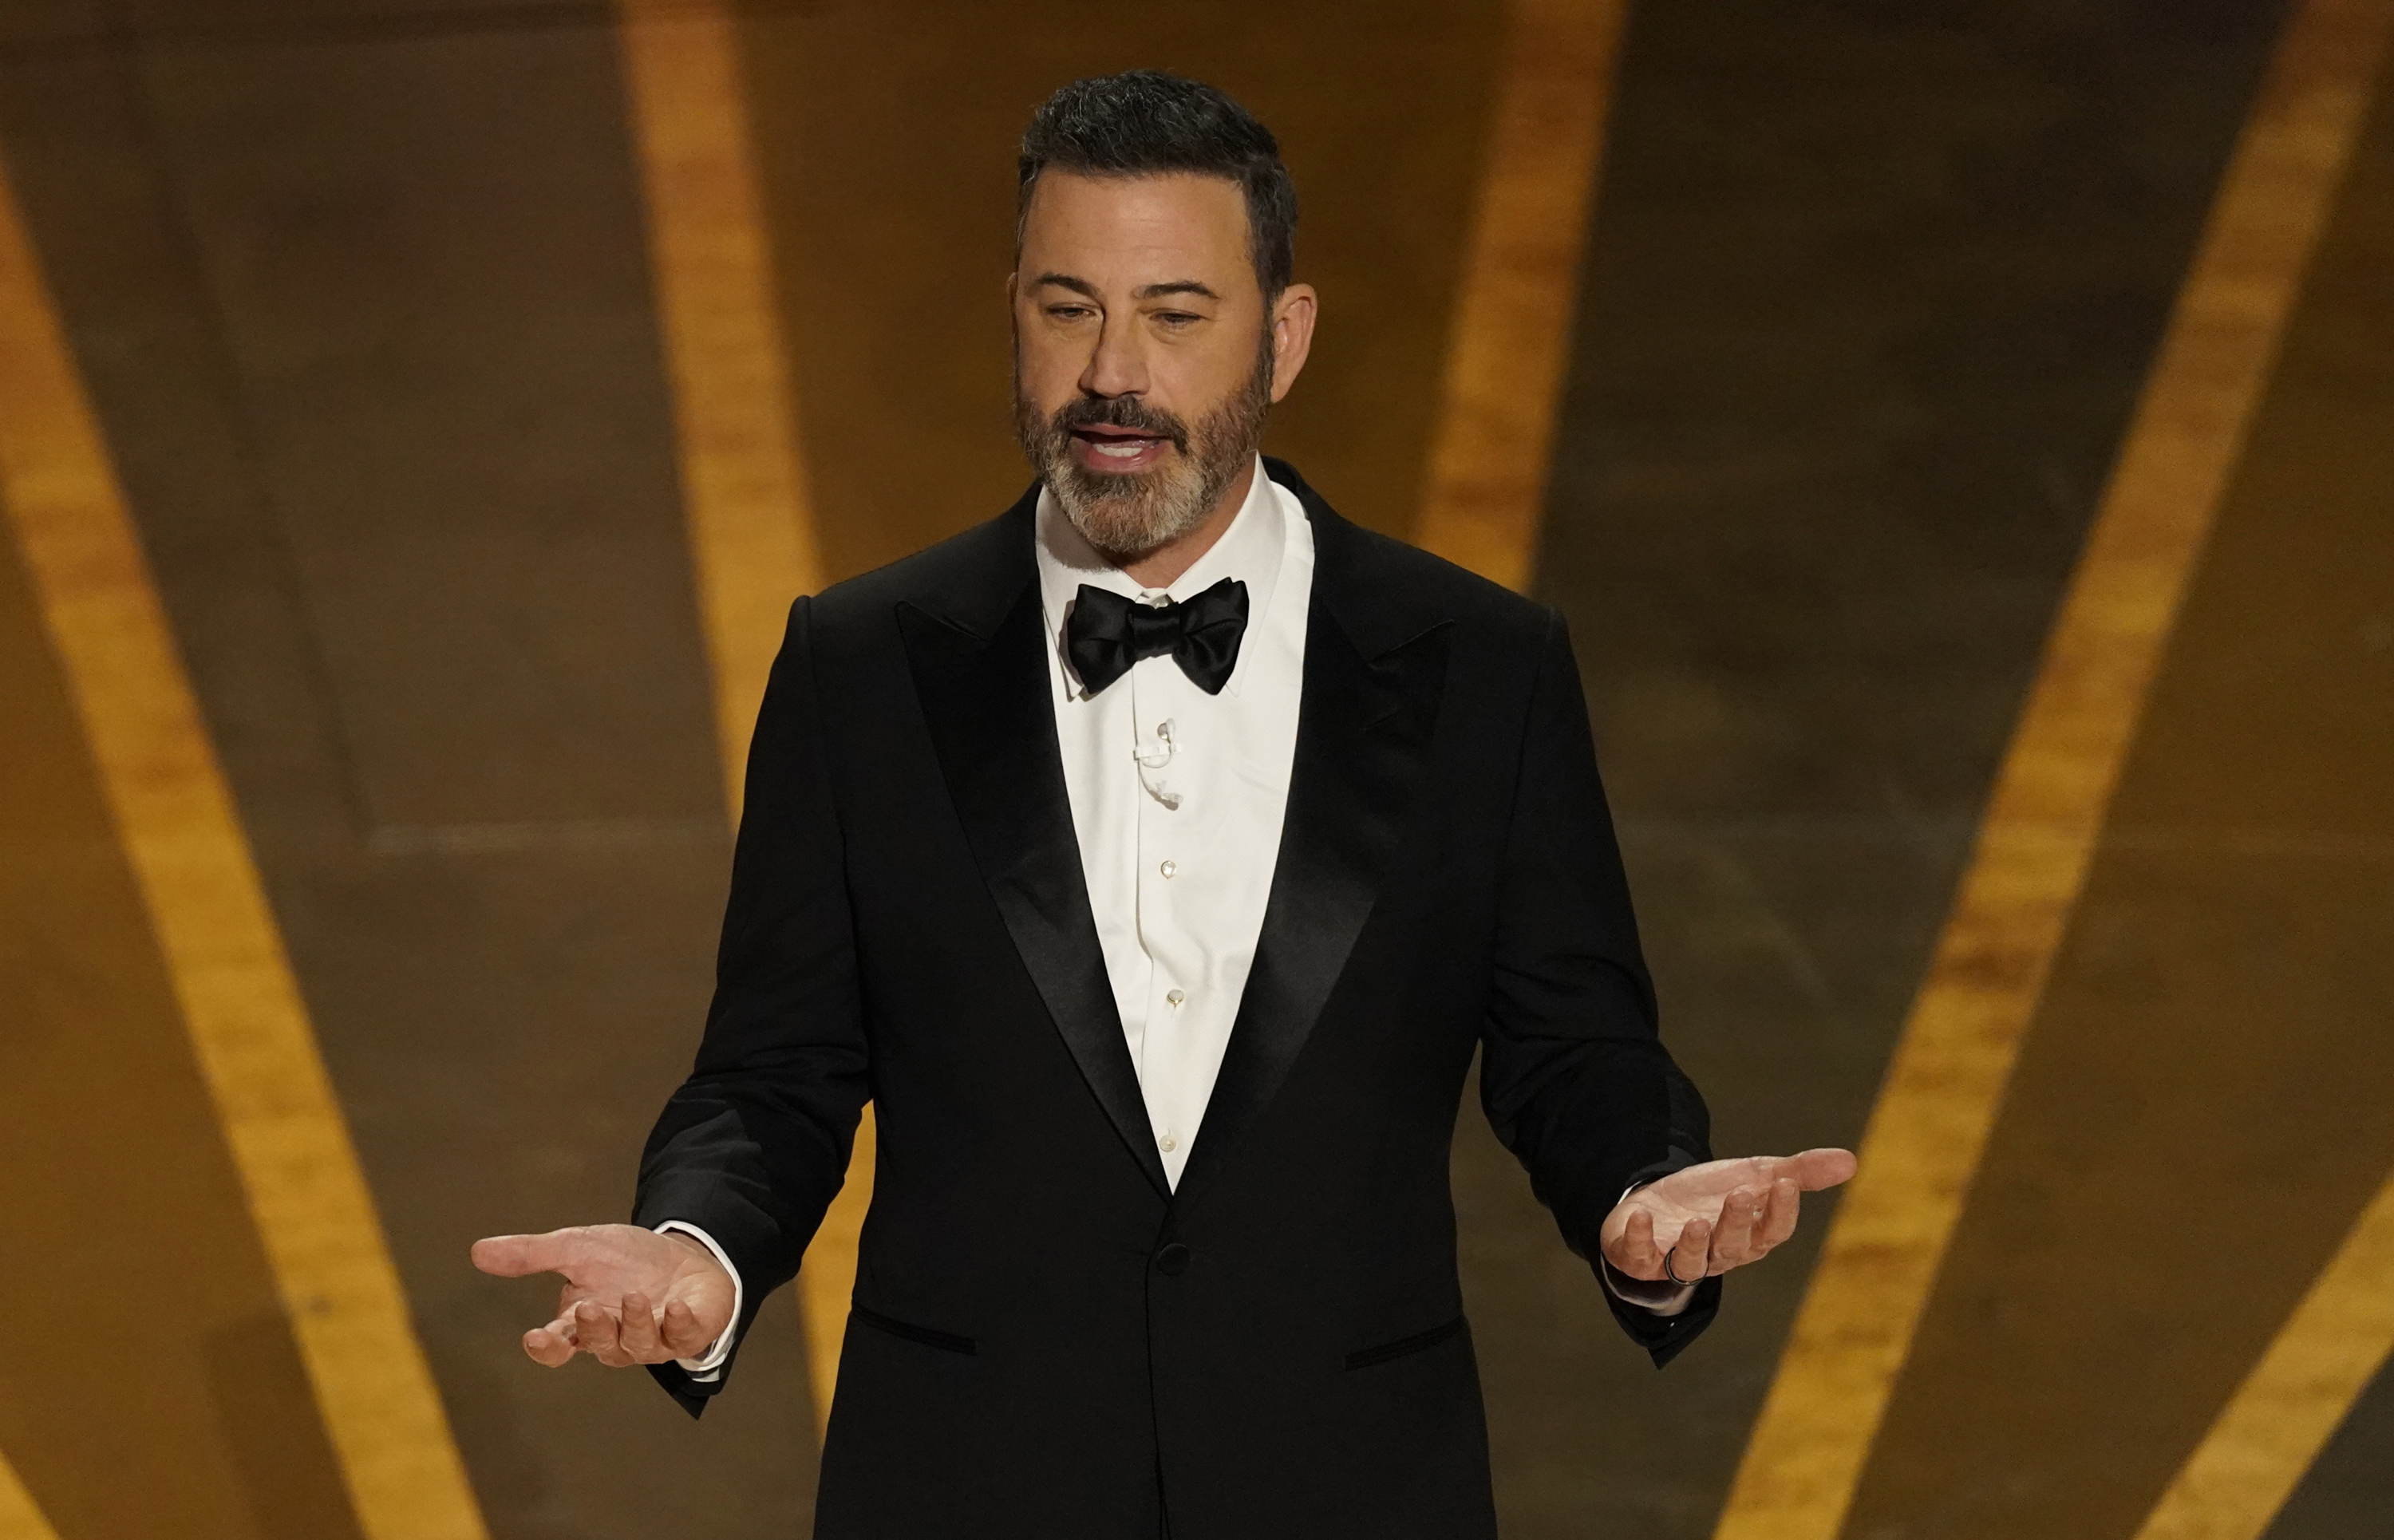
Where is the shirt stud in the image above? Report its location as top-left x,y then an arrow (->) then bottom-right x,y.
1160,859 -> 1177,878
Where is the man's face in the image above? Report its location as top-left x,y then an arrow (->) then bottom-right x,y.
1012,170 -> 1304,561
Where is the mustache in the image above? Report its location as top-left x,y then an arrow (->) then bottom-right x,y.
1049,393 -> 1191,456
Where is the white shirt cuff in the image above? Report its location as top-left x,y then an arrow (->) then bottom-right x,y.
654,1221 -> 742,1380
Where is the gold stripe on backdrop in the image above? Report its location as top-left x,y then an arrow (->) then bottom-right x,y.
615,0 -> 864,1436
2131,1170 -> 2394,1540
0,1451 -> 57,1540
1412,0 -> 1630,591
617,0 -> 825,802
1709,2 -> 2394,1537
2145,1168 -> 2394,1540
0,162 -> 488,1540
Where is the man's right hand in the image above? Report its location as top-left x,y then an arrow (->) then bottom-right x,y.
471,1225 -> 735,1368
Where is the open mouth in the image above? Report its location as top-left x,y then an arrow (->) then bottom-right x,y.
1069,424 -> 1175,473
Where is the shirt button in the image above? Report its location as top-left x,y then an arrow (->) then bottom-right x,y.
1166,989 -> 1186,1008
1159,1132 -> 1177,1152
1160,859 -> 1177,878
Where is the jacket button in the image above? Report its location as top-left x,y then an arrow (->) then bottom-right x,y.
1153,1242 -> 1191,1276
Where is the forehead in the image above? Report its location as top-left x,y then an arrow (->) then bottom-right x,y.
1020,171 -> 1254,290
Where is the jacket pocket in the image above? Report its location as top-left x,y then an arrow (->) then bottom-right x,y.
1345,1314 -> 1466,1370
853,1305 -> 977,1356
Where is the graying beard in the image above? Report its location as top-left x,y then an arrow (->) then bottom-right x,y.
1020,331 -> 1274,563
1052,448 -> 1226,559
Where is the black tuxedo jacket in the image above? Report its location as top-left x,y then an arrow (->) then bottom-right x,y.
635,460 -> 1719,1538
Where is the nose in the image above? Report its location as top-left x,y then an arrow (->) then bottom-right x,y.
1080,308 -> 1150,400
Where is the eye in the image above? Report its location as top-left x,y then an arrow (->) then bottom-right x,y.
1154,310 -> 1202,327
1046,304 -> 1096,322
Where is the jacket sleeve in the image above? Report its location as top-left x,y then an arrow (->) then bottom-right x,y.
1478,608 -> 1720,1365
634,596 -> 870,1413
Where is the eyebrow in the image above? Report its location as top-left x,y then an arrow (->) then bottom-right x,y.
1134,280 -> 1220,301
1031,273 -> 1222,303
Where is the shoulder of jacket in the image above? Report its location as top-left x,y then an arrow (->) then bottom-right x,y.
797,492 -> 1036,640
1313,518 -> 1558,670
1270,458 -> 1554,659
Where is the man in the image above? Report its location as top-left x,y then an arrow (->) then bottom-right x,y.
475,72 -> 1854,1538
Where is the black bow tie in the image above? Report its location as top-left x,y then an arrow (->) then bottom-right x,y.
1065,578 -> 1250,696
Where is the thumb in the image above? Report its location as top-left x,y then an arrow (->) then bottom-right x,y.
472,1230 -> 587,1278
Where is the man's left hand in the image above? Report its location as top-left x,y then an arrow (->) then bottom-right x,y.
1599,1148 -> 1859,1295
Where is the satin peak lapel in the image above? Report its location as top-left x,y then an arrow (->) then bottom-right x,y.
900,580 -> 1171,1198
1172,596 -> 1452,1211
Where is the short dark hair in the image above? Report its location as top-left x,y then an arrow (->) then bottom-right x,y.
1017,71 -> 1298,301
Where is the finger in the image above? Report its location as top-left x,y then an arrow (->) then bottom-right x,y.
1711,1187 -> 1760,1268
1602,1204 -> 1645,1276
523,1316 -> 577,1368
618,1293 -> 663,1361
472,1229 -> 590,1279
575,1301 -> 630,1368
1672,1217 -> 1712,1285
1789,1147 -> 1859,1191
1618,1206 -> 1667,1280
1759,1177 -> 1802,1249
661,1298 -> 713,1357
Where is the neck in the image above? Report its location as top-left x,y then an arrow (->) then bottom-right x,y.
1115,457 -> 1258,589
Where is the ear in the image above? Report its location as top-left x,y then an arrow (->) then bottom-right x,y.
1267,282 -> 1318,404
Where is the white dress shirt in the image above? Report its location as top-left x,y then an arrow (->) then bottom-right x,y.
1037,457 -> 1311,1187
